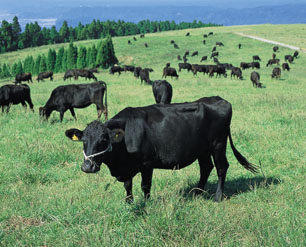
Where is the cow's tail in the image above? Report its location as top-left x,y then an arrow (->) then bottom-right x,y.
102,81 -> 108,119
228,129 -> 258,174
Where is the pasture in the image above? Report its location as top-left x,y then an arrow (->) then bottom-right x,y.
0,24 -> 305,246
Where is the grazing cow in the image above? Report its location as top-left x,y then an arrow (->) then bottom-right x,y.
39,81 -> 107,122
272,53 -> 276,59
152,80 -> 173,104
133,37 -> 137,41
250,71 -> 262,88
170,40 -> 175,44
109,66 -> 123,75
139,69 -> 151,85
285,55 -> 294,64
203,34 -> 208,38
184,51 -> 189,57
186,32 -> 190,36
124,65 -> 135,73
203,40 -> 206,45
282,63 -> 290,71
140,34 -> 145,38
200,56 -> 208,62
134,67 -> 142,78
209,65 -> 227,78
174,43 -> 179,49
271,67 -> 281,79
251,62 -> 260,69
162,67 -> 179,79
216,42 -> 224,46
89,68 -> 99,74
213,57 -> 220,64
208,32 -> 213,36
252,55 -> 261,62
0,84 -> 34,113
266,59 -> 280,67
212,46 -> 217,52
64,69 -> 76,81
75,69 -> 97,81
210,52 -> 219,59
177,55 -> 182,60
65,96 -> 257,202
183,56 -> 188,63
144,68 -> 154,73
238,44 -> 242,49
191,51 -> 199,57
145,43 -> 148,48
273,46 -> 279,52
15,73 -> 33,84
240,62 -> 251,70
231,67 -> 243,80
165,63 -> 170,68
178,63 -> 192,72
37,71 -> 53,82
293,51 -> 299,59
128,40 -> 131,44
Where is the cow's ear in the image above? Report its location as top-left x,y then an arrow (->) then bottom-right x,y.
109,128 -> 125,143
65,128 -> 83,141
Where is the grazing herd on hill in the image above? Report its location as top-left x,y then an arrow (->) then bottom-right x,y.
0,30 -> 301,203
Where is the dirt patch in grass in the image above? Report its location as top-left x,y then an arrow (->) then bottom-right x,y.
4,216 -> 44,230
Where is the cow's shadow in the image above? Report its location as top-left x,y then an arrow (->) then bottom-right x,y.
129,176 -> 281,216
180,176 -> 281,200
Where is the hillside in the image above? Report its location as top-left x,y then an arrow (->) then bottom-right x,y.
0,24 -> 305,246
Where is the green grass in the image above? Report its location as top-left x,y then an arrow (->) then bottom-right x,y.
0,24 -> 305,246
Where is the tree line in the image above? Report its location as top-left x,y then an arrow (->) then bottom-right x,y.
0,36 -> 118,79
0,16 -> 220,53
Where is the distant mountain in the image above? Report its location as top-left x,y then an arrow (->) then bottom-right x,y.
2,4 -> 306,29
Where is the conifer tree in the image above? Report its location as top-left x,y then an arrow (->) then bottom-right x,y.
67,41 -> 77,69
39,54 -> 47,73
96,36 -> 118,69
16,61 -> 23,74
54,47 -> 64,72
77,46 -> 87,69
62,49 -> 68,72
47,48 -> 56,71
11,63 -> 18,76
34,55 -> 41,75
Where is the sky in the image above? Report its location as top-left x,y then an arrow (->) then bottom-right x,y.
1,0 -> 306,11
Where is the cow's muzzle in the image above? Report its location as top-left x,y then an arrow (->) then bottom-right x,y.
81,160 -> 100,173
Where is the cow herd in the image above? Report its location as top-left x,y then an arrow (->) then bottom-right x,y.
1,30 -> 301,203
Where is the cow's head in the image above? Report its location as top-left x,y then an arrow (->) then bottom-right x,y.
65,121 -> 124,173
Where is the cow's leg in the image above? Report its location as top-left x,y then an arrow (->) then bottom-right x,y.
140,167 -> 153,200
124,179 -> 133,203
25,98 -> 34,112
21,101 -> 27,110
6,105 -> 10,113
69,108 -> 77,120
59,110 -> 66,122
197,153 -> 214,190
212,142 -> 229,202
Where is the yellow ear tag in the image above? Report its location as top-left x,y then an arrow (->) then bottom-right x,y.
116,134 -> 119,137
72,134 -> 79,141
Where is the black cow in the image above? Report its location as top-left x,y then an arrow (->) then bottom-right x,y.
251,62 -> 260,69
282,63 -> 290,71
39,81 -> 107,122
250,71 -> 262,88
273,46 -> 279,52
238,44 -> 242,49
178,63 -> 192,72
203,40 -> 206,45
209,65 -> 227,78
162,67 -> 179,79
109,66 -> 123,75
272,53 -> 276,59
140,34 -> 145,38
139,69 -> 151,85
192,64 -> 209,76
231,67 -> 243,80
211,46 -> 217,52
203,34 -> 208,38
89,68 -> 99,74
134,67 -> 142,78
75,69 -> 97,81
293,51 -> 299,59
252,55 -> 261,62
144,43 -> 148,48
184,51 -> 189,57
216,42 -> 224,46
186,32 -> 190,36
133,37 -> 137,41
37,71 -> 53,82
128,40 -> 131,45
266,59 -> 280,67
64,69 -> 76,81
208,32 -> 213,36
200,56 -> 208,62
0,84 -> 34,113
177,55 -> 182,60
285,55 -> 294,64
191,51 -> 198,57
174,43 -> 179,49
271,67 -> 281,79
15,73 -> 33,84
210,52 -> 219,59
65,96 -> 257,202
124,65 -> 135,73
170,40 -> 175,44
152,80 -> 173,104
213,57 -> 220,64
240,62 -> 251,70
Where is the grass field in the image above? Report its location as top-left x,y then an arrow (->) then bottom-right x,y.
0,24 -> 305,246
